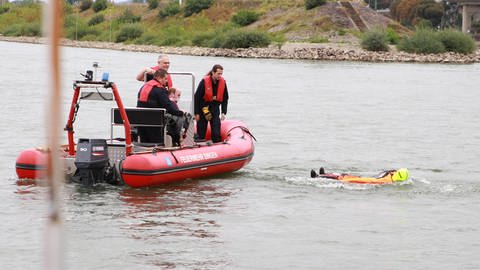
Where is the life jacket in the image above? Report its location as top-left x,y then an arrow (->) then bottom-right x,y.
316,171 -> 395,184
203,75 -> 225,102
138,79 -> 162,103
151,66 -> 172,88
339,173 -> 394,184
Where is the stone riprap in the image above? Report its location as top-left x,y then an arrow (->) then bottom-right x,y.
2,36 -> 479,64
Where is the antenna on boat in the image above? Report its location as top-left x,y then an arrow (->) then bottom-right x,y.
45,0 -> 64,268
93,61 -> 99,80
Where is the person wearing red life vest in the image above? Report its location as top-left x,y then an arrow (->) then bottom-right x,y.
136,54 -> 173,89
194,64 -> 229,143
137,69 -> 186,145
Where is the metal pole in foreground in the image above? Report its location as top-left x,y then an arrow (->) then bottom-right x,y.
45,0 -> 64,269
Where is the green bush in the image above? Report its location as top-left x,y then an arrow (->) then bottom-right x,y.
221,29 -> 271,48
24,22 -> 41,36
305,0 -> 326,10
2,22 -> 41,37
158,2 -> 181,19
66,22 -> 100,40
92,0 -> 108,12
3,24 -> 23,36
147,0 -> 158,10
116,24 -> 144,43
415,18 -> 433,29
398,28 -> 445,54
118,8 -> 141,23
184,0 -> 213,17
0,5 -> 11,14
398,28 -> 476,54
361,28 -> 389,51
438,29 -> 476,54
308,35 -> 329,43
192,32 -> 216,47
156,24 -> 189,46
135,33 -> 161,45
88,14 -> 104,26
210,34 -> 227,48
79,0 -> 93,12
64,14 -> 78,28
158,35 -> 184,46
337,29 -> 347,36
385,27 -> 400,44
231,10 -> 260,26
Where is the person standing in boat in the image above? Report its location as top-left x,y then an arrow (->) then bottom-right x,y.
194,64 -> 229,143
136,54 -> 173,89
137,69 -> 185,146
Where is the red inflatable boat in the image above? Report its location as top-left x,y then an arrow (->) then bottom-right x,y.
15,71 -> 255,187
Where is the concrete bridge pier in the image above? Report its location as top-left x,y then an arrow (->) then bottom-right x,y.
457,1 -> 480,33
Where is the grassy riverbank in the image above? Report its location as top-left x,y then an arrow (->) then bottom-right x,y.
1,0 -> 478,61
0,0 -> 389,47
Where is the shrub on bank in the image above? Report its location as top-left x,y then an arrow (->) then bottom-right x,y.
386,27 -> 400,44
88,14 -> 104,26
66,22 -> 100,40
361,28 -> 389,52
79,0 -> 92,12
184,0 -> 213,17
438,29 -> 476,54
118,8 -> 141,23
221,29 -> 271,48
305,0 -> 326,10
398,28 -> 445,54
3,22 -> 41,37
156,24 -> 189,46
158,2 -> 181,19
92,0 -> 108,13
135,33 -> 161,45
147,0 -> 158,10
116,24 -> 143,43
398,28 -> 476,54
231,10 -> 260,26
192,32 -> 216,47
0,5 -> 11,15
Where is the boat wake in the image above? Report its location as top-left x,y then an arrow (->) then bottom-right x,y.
284,176 -> 388,191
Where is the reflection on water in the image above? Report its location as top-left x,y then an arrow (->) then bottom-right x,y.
120,181 -> 229,235
118,181 -> 233,268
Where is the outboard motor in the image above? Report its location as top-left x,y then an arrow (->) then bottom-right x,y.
73,138 -> 116,185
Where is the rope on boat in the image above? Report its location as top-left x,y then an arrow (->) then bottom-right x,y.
226,125 -> 257,142
170,150 -> 179,164
79,89 -> 113,101
71,102 -> 80,126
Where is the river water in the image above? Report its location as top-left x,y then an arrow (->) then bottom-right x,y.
1,41 -> 480,269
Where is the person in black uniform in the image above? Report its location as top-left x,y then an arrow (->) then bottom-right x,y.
137,69 -> 186,145
194,64 -> 229,143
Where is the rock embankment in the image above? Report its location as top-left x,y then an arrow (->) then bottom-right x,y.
2,36 -> 479,64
